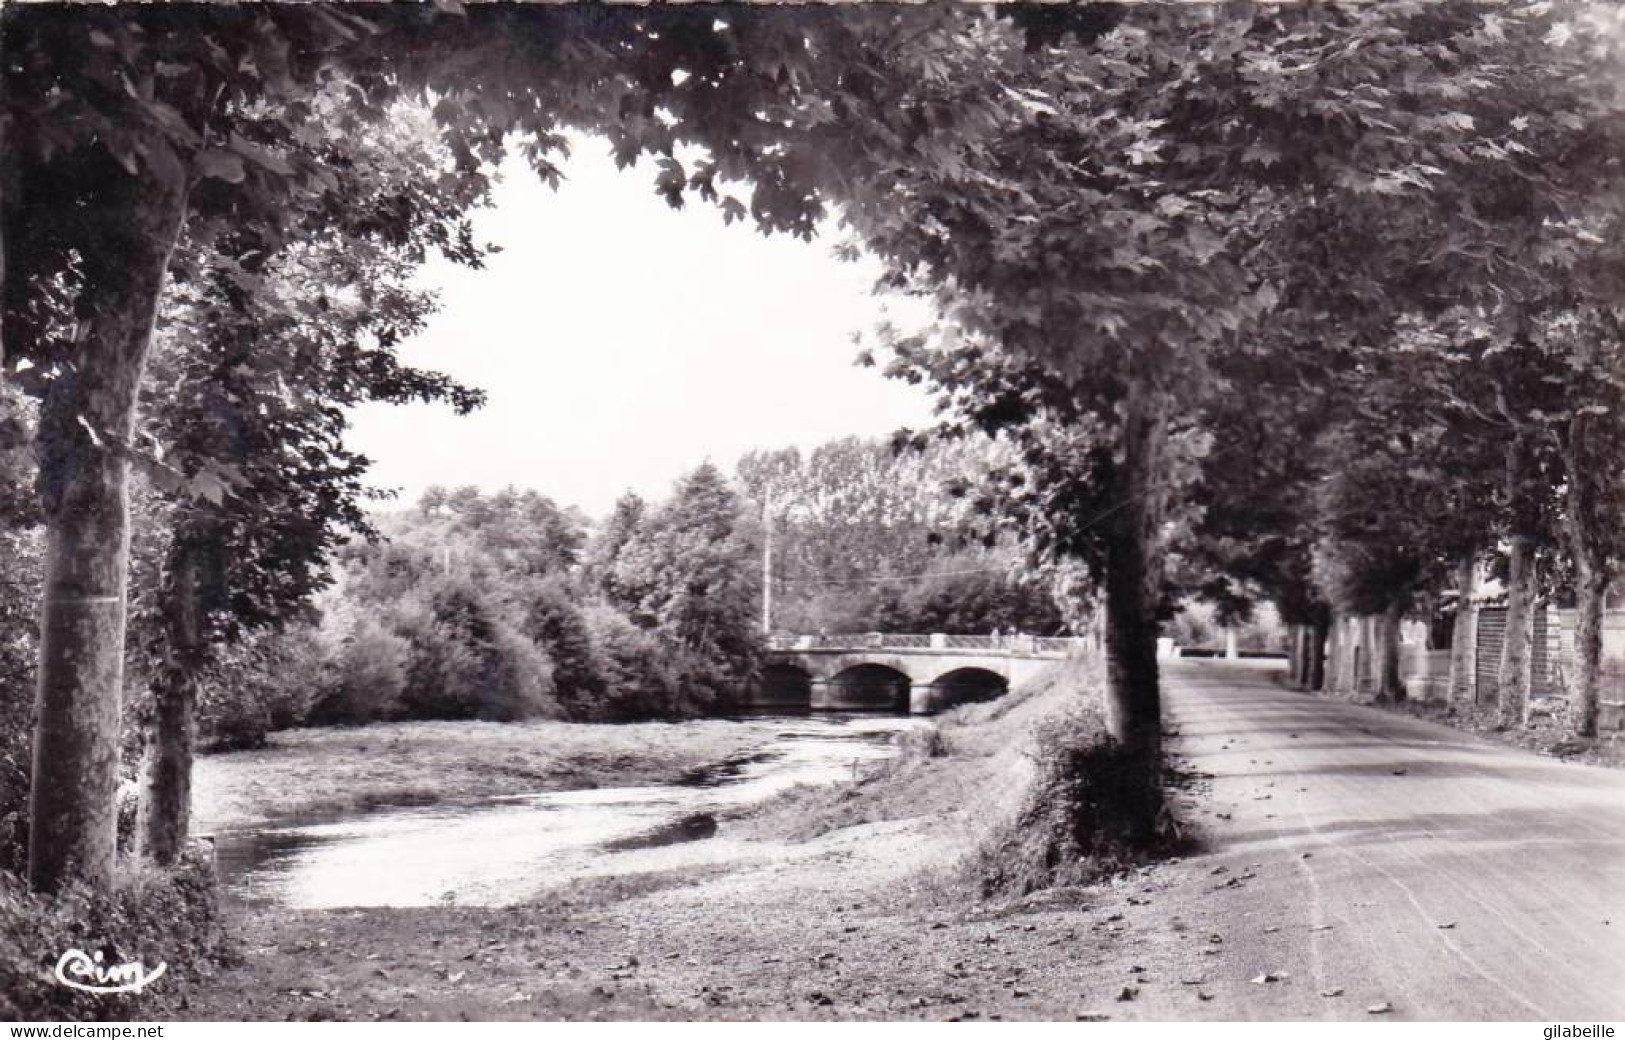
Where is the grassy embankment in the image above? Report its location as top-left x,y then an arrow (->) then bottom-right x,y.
192,717 -> 801,833
746,652 -> 1174,897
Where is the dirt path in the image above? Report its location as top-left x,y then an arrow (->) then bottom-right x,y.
175,661 -> 1625,1021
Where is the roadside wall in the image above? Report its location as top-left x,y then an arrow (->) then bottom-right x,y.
1469,605 -> 1625,730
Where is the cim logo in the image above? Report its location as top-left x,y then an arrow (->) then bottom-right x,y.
53,948 -> 167,995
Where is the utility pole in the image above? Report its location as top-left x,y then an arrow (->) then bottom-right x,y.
762,490 -> 773,634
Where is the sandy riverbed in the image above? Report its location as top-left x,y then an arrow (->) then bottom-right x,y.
192,717 -> 804,834
172,661 -> 1137,1021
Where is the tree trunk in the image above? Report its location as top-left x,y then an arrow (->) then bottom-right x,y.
1288,626 -> 1307,688
1562,414 -> 1611,739
137,553 -> 202,865
1099,380 -> 1167,760
1497,534 -> 1535,729
1376,599 -> 1405,702
1571,567 -> 1606,739
1447,553 -> 1477,705
1308,614 -> 1329,692
1352,615 -> 1372,694
1325,611 -> 1345,694
27,158 -> 189,894
1283,626 -> 1298,686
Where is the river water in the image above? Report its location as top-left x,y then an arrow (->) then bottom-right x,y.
213,714 -> 916,909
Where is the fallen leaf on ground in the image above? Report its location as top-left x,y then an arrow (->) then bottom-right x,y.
1436,922 -> 1457,930
1197,991 -> 1214,1002
1250,972 -> 1287,984
1321,988 -> 1344,997
1367,1002 -> 1393,1014
1116,986 -> 1139,1001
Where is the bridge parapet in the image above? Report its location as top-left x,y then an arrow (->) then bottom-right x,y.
767,632 -> 1086,657
760,633 -> 1088,714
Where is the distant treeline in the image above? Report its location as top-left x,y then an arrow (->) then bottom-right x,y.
195,464 -> 769,746
0,438 -> 1070,790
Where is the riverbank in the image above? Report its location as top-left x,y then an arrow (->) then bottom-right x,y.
174,656 -> 1227,1021
193,717 -> 801,833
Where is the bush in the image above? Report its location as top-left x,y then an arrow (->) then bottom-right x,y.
315,617 -> 410,724
380,579 -> 560,723
478,621 -> 558,721
391,598 -> 482,719
0,846 -> 229,1022
969,709 -> 1170,898
198,625 -> 328,751
0,535 -> 39,878
580,606 -> 678,719
518,577 -> 605,715
897,723 -> 950,762
0,679 -> 31,879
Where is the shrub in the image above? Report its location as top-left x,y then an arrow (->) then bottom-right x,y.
379,579 -> 560,722
0,677 -> 31,879
518,577 -> 605,715
391,598 -> 482,719
969,709 -> 1170,898
0,846 -> 228,1022
580,605 -> 678,719
478,621 -> 558,721
197,625 -> 328,751
315,617 -> 410,724
897,723 -> 950,763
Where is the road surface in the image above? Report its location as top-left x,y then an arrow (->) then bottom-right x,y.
1160,660 -> 1625,1020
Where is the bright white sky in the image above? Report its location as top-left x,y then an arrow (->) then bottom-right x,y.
346,136 -> 939,518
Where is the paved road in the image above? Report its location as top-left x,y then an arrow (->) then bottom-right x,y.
1161,660 -> 1625,1020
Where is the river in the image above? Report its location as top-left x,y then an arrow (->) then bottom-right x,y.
213,714 -> 916,909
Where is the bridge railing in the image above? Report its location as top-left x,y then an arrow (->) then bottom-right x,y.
1034,636 -> 1081,655
767,632 -> 1091,656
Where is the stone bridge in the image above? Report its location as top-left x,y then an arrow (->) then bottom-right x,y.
759,633 -> 1085,714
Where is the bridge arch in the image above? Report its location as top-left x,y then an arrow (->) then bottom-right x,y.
758,662 -> 813,710
928,666 -> 1009,710
820,663 -> 912,712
